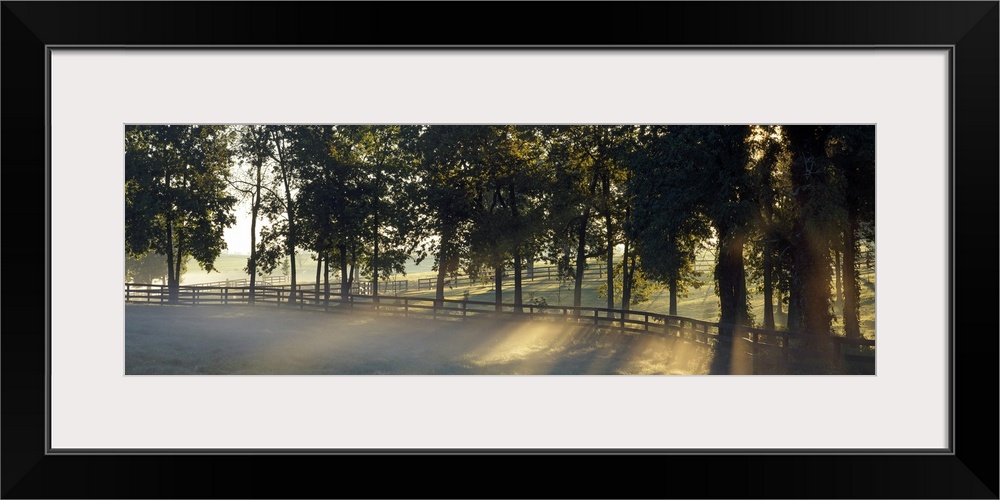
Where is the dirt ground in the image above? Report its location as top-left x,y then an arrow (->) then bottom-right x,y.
124,304 -> 715,375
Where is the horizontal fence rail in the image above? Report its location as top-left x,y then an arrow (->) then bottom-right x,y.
414,264 -> 610,291
126,283 -> 875,374
189,275 -> 289,288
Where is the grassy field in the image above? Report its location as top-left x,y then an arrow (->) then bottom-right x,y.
168,250 -> 876,339
125,304 -> 716,375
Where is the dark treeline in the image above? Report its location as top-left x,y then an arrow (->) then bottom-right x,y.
125,125 -> 875,340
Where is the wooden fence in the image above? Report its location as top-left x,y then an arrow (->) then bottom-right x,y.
125,283 -> 875,374
190,275 -> 289,288
415,263 -> 609,291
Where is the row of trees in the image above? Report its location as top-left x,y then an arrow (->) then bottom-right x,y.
125,125 -> 874,343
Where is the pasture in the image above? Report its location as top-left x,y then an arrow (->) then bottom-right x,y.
125,304 -> 715,375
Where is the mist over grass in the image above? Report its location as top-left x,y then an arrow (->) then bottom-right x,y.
125,304 -> 714,375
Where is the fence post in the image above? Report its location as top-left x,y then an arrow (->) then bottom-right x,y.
405,298 -> 409,318
594,309 -> 599,326
752,332 -> 759,375
644,314 -> 649,332
462,301 -> 467,318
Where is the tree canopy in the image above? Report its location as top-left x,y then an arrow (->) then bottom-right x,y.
125,124 -> 875,342
125,124 -> 237,301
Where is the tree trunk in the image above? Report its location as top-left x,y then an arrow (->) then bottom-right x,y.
668,273 -> 678,316
573,171 -> 600,313
604,174 -> 614,317
174,232 -> 184,303
786,292 -> 799,331
763,238 -> 775,330
248,163 -> 261,305
348,244 -> 358,294
621,243 -> 632,312
716,230 -> 748,338
710,231 -> 746,376
435,224 -> 454,309
513,250 -> 523,314
315,255 -> 322,298
843,209 -> 861,339
323,253 -> 330,306
276,135 -> 297,304
785,125 -> 834,341
761,171 -> 776,331
790,222 -> 833,338
834,248 -> 843,306
511,185 -> 523,314
494,266 -> 503,313
710,228 -> 748,376
352,248 -> 359,284
573,212 -> 589,312
372,211 -> 380,303
165,217 -> 178,303
339,244 -> 349,300
284,207 -> 297,303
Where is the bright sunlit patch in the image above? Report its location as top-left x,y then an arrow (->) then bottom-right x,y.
125,305 -> 724,375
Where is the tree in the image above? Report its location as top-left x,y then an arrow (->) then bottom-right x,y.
828,125 -> 876,339
597,255 -> 663,309
746,125 -> 787,330
782,125 -> 842,344
629,126 -> 711,316
415,125 -> 478,308
544,126 -> 618,314
701,126 -> 756,338
345,125 -> 423,303
260,125 -> 302,303
126,251 -> 185,284
292,125 -> 339,303
125,125 -> 237,303
638,125 -> 755,375
231,125 -> 274,304
461,126 -> 548,313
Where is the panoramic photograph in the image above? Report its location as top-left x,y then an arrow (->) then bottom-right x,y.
124,125 -> 875,375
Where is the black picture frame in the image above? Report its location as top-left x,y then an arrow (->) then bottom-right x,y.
3,2 -> 997,498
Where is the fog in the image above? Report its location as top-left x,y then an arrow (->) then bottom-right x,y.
125,305 -> 713,375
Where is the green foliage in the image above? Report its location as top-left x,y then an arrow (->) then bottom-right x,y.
597,256 -> 663,306
125,251 -> 186,284
527,292 -> 548,307
628,126 -> 712,296
123,124 -> 875,341
125,125 -> 237,285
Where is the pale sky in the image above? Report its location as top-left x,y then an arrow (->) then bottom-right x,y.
222,213 -> 253,255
